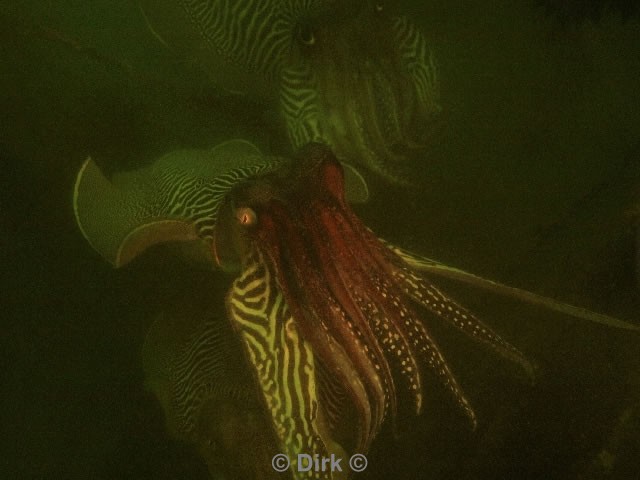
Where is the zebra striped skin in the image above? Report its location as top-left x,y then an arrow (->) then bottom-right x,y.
391,16 -> 440,116
279,63 -> 324,150
175,0 -> 320,80
168,316 -> 252,436
73,140 -> 283,267
140,1 -> 441,183
227,246 -> 332,479
142,299 -> 282,479
149,156 -> 278,241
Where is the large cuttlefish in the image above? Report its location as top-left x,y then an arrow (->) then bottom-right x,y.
74,141 -> 638,479
138,0 -> 440,184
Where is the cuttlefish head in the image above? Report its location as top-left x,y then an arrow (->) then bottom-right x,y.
139,0 -> 441,185
279,1 -> 441,184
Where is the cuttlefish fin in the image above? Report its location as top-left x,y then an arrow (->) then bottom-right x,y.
142,312 -> 181,430
142,308 -> 256,440
390,244 -> 640,331
73,140 -> 276,267
138,0 -> 268,98
208,138 -> 264,169
138,1 -> 170,48
341,162 -> 369,203
73,156 -> 198,267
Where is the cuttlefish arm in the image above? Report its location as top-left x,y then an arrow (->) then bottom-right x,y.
143,282 -> 348,479
390,245 -> 640,331
226,248 -> 347,479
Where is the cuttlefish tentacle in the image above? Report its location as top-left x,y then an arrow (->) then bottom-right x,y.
306,168 -> 478,426
254,199 -> 384,452
392,262 -> 536,379
390,245 -> 640,332
301,202 -> 399,440
309,200 -> 432,422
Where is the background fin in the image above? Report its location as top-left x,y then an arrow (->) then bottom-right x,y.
342,162 -> 370,203
73,156 -> 195,267
142,307 -> 255,439
141,312 -> 179,427
137,0 -> 273,98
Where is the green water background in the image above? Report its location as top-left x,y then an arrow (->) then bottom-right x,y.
1,1 -> 639,478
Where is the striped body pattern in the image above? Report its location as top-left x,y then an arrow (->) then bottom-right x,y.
72,142 -> 283,267
151,160 -> 279,240
279,64 -> 324,150
391,16 -> 440,115
144,0 -> 442,182
177,0 -> 317,79
169,316 -> 248,436
227,246 -> 330,479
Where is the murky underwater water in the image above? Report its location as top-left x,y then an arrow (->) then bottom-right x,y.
1,1 -> 639,479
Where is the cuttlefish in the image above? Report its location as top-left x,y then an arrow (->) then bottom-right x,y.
143,300 -> 281,479
74,141 -> 638,479
138,0 -> 441,184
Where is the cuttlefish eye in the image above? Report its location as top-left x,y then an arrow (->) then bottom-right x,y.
235,207 -> 257,227
297,23 -> 316,45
